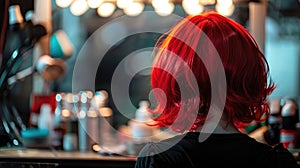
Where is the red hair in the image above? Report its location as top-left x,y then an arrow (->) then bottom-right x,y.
150,11 -> 275,133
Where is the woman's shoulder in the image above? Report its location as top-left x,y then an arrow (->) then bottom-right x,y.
135,133 -> 195,168
136,133 -> 189,160
135,132 -> 298,168
245,136 -> 297,167
266,143 -> 298,168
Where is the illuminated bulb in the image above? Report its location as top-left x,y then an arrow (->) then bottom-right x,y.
73,94 -> 79,103
87,0 -> 103,8
87,109 -> 98,118
182,0 -> 200,7
62,109 -> 71,118
155,2 -> 174,16
123,2 -> 144,16
117,0 -> 133,9
182,0 -> 204,16
78,110 -> 86,119
86,91 -> 94,99
97,3 -> 116,17
217,0 -> 233,8
215,3 -> 235,16
70,0 -> 89,16
152,0 -> 169,9
92,144 -> 101,152
65,93 -> 73,103
56,0 -> 73,8
99,107 -> 113,117
81,94 -> 88,103
199,0 -> 215,5
55,94 -> 62,102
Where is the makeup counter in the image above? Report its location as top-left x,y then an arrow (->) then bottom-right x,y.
0,90 -> 178,168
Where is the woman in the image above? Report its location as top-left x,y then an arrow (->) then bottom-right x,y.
135,11 -> 297,168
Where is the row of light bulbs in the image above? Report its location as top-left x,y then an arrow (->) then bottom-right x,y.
55,0 -> 235,17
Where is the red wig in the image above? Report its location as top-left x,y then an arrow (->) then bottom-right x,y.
150,11 -> 275,133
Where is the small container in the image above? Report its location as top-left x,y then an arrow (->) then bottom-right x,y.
280,129 -> 297,149
129,100 -> 154,142
63,133 -> 78,151
63,120 -> 78,151
38,103 -> 53,131
280,99 -> 298,149
266,115 -> 281,145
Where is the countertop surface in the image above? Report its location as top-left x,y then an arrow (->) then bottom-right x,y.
0,147 -> 137,168
0,147 -> 137,161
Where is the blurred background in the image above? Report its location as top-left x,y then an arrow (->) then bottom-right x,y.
1,0 -> 300,150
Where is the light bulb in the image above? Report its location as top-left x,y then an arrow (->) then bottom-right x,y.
56,0 -> 73,8
152,0 -> 169,9
123,2 -> 144,16
99,107 -> 113,117
117,0 -> 133,9
199,0 -> 215,5
215,3 -> 235,16
154,2 -> 174,16
62,109 -> 71,118
78,110 -> 86,119
97,3 -> 116,17
182,0 -> 200,7
87,0 -> 103,8
70,0 -> 89,16
217,0 -> 233,8
182,0 -> 204,16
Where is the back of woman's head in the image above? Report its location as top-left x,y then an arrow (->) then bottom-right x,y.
150,11 -> 275,132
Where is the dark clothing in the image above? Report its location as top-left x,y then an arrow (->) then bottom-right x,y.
135,132 -> 298,168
